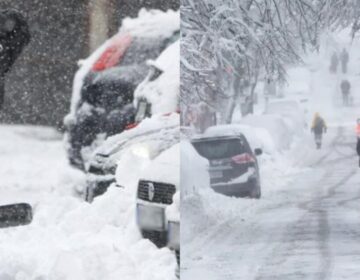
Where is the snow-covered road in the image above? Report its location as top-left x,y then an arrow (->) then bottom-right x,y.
183,124 -> 360,280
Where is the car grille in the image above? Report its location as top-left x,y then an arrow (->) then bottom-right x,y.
137,180 -> 176,204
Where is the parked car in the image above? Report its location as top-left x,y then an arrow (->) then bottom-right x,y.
135,143 -> 179,246
192,126 -> 262,198
85,40 -> 180,201
64,9 -> 179,170
134,144 -> 179,277
85,113 -> 179,202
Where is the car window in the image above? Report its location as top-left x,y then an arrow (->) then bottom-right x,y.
192,138 -> 245,160
120,37 -> 165,66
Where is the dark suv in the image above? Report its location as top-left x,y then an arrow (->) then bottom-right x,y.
192,134 -> 262,198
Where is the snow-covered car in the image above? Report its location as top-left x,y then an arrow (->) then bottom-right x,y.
264,99 -> 306,133
192,126 -> 262,198
85,39 -> 180,201
135,144 -> 179,246
131,40 -> 179,125
135,144 -> 179,277
64,9 -> 180,170
85,113 -> 179,202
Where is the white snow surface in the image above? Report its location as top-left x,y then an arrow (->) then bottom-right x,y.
0,125 -> 176,280
121,9 -> 179,39
134,40 -> 180,115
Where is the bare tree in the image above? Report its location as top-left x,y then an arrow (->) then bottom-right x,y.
181,0 -> 360,124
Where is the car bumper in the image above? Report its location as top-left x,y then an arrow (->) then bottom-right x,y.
211,180 -> 256,197
136,203 -> 166,232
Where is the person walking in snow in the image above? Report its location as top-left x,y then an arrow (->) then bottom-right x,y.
340,79 -> 351,106
340,48 -> 349,74
329,52 -> 339,74
311,113 -> 327,149
0,9 -> 30,108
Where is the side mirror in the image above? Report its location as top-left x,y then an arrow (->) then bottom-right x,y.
0,203 -> 32,228
254,148 -> 263,156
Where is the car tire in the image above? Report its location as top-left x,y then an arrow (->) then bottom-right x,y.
249,179 -> 261,199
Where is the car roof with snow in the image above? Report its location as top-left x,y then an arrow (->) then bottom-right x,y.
192,125 -> 248,140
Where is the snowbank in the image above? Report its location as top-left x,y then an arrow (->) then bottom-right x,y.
0,125 -> 177,280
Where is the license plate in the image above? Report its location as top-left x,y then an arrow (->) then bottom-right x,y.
210,170 -> 223,179
136,204 -> 165,231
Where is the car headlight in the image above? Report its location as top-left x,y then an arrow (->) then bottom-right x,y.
136,204 -> 165,231
167,221 -> 180,250
131,144 -> 151,159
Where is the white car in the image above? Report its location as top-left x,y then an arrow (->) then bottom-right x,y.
134,144 -> 180,276
85,113 -> 179,202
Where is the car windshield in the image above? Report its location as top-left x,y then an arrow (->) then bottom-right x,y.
192,138 -> 245,160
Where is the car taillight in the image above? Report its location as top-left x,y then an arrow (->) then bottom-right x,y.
231,153 -> 255,164
92,33 -> 132,72
125,123 -> 138,130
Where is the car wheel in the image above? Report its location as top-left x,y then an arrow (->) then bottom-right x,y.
249,179 -> 261,199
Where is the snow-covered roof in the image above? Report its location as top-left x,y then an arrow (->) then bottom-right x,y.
121,9 -> 179,39
134,40 -> 179,115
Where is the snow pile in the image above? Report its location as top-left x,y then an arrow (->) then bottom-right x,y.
0,125 -> 177,280
121,9 -> 179,39
134,40 -> 179,115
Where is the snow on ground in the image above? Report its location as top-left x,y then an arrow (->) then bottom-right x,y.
0,125 -> 176,280
182,31 -> 360,279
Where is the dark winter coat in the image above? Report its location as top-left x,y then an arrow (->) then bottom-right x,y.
340,80 -> 351,95
311,115 -> 327,135
0,9 -> 30,107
